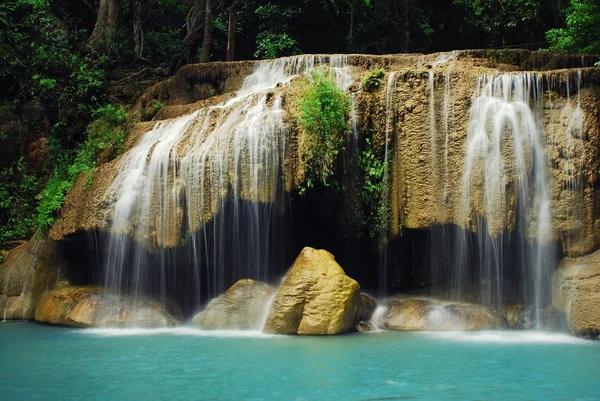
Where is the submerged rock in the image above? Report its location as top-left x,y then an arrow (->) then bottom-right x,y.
263,247 -> 361,335
193,279 -> 276,330
553,251 -> 600,338
501,303 -> 562,330
502,303 -> 535,329
376,295 -> 508,331
34,286 -> 182,328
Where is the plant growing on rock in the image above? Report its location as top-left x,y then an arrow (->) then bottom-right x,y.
36,104 -> 128,231
362,69 -> 386,91
357,137 -> 388,240
297,71 -> 351,193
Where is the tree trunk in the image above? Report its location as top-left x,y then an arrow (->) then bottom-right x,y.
87,0 -> 123,54
199,0 -> 213,63
133,0 -> 144,58
185,0 -> 207,64
226,4 -> 236,61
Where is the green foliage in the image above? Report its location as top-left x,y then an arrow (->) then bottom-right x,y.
453,0 -> 543,47
139,0 -> 188,63
297,72 -> 351,193
0,1 -> 72,100
547,0 -> 600,54
362,69 -> 386,91
254,3 -> 301,59
255,32 -> 300,59
356,137 -> 388,239
153,101 -> 164,113
36,104 -> 128,231
0,157 -> 38,242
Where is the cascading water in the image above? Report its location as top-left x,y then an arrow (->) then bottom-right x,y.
100,55 -> 354,313
50,52 -> 593,329
456,73 -> 555,318
378,71 -> 396,297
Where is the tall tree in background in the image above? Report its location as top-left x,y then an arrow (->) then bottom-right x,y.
226,0 -> 237,61
87,0 -> 124,53
132,0 -> 145,57
199,0 -> 214,62
185,0 -> 207,63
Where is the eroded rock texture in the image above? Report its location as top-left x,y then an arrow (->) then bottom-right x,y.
553,251 -> 600,338
48,52 -> 600,259
0,238 -> 65,320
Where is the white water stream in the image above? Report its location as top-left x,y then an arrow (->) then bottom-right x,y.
101,55 -> 354,306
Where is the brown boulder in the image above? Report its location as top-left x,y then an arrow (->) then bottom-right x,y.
377,295 -> 508,331
193,279 -> 276,330
35,286 -> 182,328
263,247 -> 361,335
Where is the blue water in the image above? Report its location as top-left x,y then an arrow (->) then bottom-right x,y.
1,323 -> 599,401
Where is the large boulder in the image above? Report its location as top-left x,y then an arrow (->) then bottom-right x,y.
35,286 -> 182,328
0,238 -> 64,320
193,279 -> 276,330
376,295 -> 508,331
263,247 -> 361,335
553,251 -> 600,338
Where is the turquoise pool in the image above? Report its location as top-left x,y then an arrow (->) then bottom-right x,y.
1,323 -> 599,401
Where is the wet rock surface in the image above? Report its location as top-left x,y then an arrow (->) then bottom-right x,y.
193,279 -> 275,330
35,286 -> 182,328
376,295 -> 508,331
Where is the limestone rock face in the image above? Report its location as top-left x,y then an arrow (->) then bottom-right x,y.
35,286 -> 182,328
553,251 -> 600,337
47,52 -> 600,260
377,295 -> 508,331
0,238 -> 64,320
193,279 -> 276,330
263,247 -> 361,335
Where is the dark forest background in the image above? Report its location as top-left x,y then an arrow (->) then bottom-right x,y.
1,0 -> 599,254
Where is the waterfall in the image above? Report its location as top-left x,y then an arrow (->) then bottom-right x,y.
458,73 -> 554,317
378,72 -> 396,297
101,55 -> 353,312
428,71 -> 439,201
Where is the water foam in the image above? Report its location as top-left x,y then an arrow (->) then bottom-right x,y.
79,326 -> 281,339
424,331 -> 593,345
